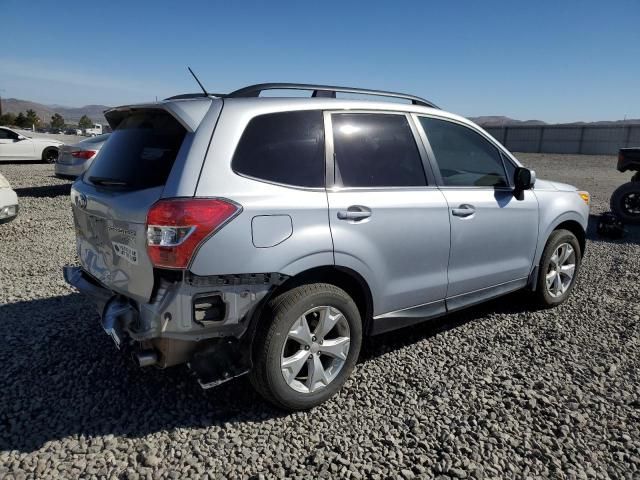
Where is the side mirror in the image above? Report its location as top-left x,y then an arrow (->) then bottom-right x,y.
16,135 -> 26,141
514,167 -> 535,191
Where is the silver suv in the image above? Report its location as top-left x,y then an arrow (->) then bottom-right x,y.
64,83 -> 590,410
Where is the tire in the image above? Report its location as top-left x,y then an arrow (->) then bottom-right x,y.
42,147 -> 58,164
610,181 -> 640,225
535,229 -> 582,307
250,283 -> 362,411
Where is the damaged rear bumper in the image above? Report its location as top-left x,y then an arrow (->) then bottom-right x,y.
63,265 -> 283,386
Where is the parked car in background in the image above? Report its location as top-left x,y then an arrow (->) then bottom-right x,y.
64,83 -> 590,410
55,133 -> 110,178
84,123 -> 103,137
0,172 -> 18,224
0,127 -> 62,163
610,147 -> 640,224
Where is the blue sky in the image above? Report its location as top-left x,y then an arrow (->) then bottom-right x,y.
1,0 -> 638,122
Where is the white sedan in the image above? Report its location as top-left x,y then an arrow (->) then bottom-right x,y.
0,127 -> 63,163
0,172 -> 18,224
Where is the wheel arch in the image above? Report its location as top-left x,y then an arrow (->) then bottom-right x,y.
244,265 -> 375,360
270,265 -> 374,334
553,219 -> 586,257
41,145 -> 60,162
535,211 -> 587,267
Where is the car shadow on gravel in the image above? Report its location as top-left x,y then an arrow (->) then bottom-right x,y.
360,289 -> 540,363
0,293 -> 287,454
13,183 -> 71,198
0,288 -> 543,454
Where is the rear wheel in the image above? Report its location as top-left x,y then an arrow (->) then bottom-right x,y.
42,147 -> 58,164
250,283 -> 362,410
610,181 -> 640,225
535,229 -> 581,307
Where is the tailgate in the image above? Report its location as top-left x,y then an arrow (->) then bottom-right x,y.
69,107 -> 195,303
71,185 -> 163,303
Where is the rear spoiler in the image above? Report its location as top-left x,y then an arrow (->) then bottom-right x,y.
104,97 -> 217,132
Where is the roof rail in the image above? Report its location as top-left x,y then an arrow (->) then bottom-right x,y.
164,92 -> 226,100
226,83 -> 439,109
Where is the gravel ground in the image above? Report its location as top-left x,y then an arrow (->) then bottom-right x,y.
0,154 -> 639,479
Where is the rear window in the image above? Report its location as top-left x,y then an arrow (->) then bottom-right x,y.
84,111 -> 186,189
232,110 -> 325,188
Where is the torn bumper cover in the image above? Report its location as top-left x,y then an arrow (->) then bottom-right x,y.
63,266 -> 138,349
62,265 -> 281,386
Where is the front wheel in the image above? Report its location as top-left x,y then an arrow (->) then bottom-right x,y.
535,229 -> 582,307
250,283 -> 362,410
610,181 -> 640,225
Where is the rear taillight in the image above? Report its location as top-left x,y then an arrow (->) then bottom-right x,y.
146,198 -> 241,269
71,150 -> 97,160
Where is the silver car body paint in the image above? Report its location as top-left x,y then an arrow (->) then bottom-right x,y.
65,92 -> 590,372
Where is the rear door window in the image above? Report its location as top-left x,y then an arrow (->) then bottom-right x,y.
84,111 -> 186,189
0,128 -> 18,140
232,110 -> 325,188
331,113 -> 426,187
419,117 -> 508,187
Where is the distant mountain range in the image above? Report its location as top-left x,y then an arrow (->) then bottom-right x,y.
1,98 -> 638,127
468,116 -> 546,126
468,115 -> 640,127
1,98 -> 110,125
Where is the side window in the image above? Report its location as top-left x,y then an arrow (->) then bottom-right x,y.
0,129 -> 17,140
419,117 -> 508,187
332,113 -> 426,188
232,110 -> 325,188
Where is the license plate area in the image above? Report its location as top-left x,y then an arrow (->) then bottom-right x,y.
112,241 -> 139,265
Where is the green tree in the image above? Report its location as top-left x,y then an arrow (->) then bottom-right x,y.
25,109 -> 40,128
0,113 -> 16,126
78,115 -> 93,130
50,113 -> 65,129
14,112 -> 28,128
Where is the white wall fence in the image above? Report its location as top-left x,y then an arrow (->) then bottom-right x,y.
484,124 -> 640,155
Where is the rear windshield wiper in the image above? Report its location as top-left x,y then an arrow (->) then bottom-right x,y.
89,176 -> 129,187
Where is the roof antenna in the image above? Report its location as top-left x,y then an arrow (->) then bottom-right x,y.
187,67 -> 209,96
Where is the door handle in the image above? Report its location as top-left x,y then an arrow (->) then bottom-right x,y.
337,206 -> 372,221
451,204 -> 476,217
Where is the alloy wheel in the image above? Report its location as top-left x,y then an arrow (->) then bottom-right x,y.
622,192 -> 640,217
546,242 -> 576,298
45,150 -> 58,163
280,306 -> 350,394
